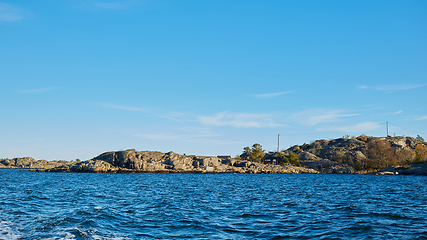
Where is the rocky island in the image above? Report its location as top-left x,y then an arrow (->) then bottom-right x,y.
1,135 -> 426,175
292,135 -> 427,175
44,150 -> 318,174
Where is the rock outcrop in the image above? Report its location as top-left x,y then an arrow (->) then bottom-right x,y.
290,136 -> 427,174
45,149 -> 318,174
0,157 -> 68,169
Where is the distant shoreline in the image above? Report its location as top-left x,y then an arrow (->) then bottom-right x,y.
2,136 -> 426,176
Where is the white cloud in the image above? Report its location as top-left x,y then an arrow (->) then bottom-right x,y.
104,104 -> 146,112
20,87 -> 59,93
197,112 -> 282,128
359,84 -> 426,92
0,3 -> 26,22
158,112 -> 191,122
290,109 -> 358,126
133,132 -> 243,145
253,91 -> 293,98
415,116 -> 427,121
134,132 -> 217,141
394,111 -> 402,115
317,122 -> 381,133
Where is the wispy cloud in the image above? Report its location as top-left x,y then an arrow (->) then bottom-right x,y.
253,91 -> 293,98
359,84 -> 426,92
394,111 -> 402,115
0,3 -> 26,22
197,112 -> 282,128
20,87 -> 59,93
134,132 -> 218,141
158,112 -> 191,122
134,133 -> 182,141
290,109 -> 358,126
104,103 -> 146,112
316,122 -> 381,133
134,133 -> 244,145
414,116 -> 427,121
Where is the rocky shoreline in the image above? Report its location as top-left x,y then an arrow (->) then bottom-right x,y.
1,150 -> 317,174
44,149 -> 318,174
0,157 -> 68,170
2,136 -> 426,175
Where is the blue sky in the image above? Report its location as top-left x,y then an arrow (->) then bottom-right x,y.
1,0 -> 426,160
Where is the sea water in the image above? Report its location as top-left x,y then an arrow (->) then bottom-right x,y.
0,169 -> 426,239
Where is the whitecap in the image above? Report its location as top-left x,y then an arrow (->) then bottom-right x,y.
0,221 -> 22,240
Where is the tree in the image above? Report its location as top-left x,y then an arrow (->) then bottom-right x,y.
250,143 -> 265,162
243,146 -> 251,154
240,146 -> 252,160
278,152 -> 289,165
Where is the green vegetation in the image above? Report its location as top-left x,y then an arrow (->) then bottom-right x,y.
241,135 -> 427,172
241,143 -> 301,167
277,151 -> 301,167
243,143 -> 265,162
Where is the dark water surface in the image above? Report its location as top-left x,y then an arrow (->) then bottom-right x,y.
0,169 -> 426,239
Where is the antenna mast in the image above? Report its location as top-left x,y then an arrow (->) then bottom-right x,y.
386,122 -> 389,136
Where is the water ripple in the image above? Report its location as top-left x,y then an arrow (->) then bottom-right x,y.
0,171 -> 426,239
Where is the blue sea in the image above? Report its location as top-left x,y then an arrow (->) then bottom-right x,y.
0,169 -> 426,239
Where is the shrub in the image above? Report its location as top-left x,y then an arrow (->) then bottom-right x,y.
414,144 -> 427,163
356,135 -> 368,142
288,151 -> 301,167
365,140 -> 414,169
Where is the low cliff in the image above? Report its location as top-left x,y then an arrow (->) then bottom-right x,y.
45,149 -> 318,174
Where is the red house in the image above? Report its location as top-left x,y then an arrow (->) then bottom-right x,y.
263,158 -> 278,165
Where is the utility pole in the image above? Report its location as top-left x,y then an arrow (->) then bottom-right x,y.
386,122 -> 389,136
277,134 -> 280,152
